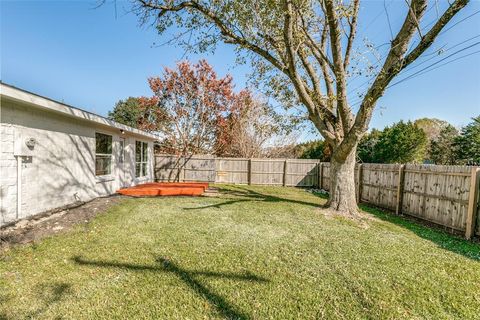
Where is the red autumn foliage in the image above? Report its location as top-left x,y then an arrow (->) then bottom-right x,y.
138,59 -> 257,156
126,59 -> 280,157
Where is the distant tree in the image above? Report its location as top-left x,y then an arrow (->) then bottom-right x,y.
454,116 -> 480,165
108,97 -> 142,128
429,125 -> 459,165
357,129 -> 382,163
294,140 -> 331,161
375,121 -> 427,163
215,91 -> 282,158
414,118 -> 450,141
414,118 -> 450,161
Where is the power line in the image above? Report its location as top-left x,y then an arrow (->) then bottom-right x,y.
389,50 -> 480,88
384,0 -> 394,40
349,45 -> 480,107
388,43 -> 480,87
347,7 -> 480,97
439,10 -> 480,36
361,1 -> 394,35
399,34 -> 480,72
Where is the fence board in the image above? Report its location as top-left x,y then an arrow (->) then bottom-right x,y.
216,158 -> 249,184
401,164 -> 472,232
361,163 -> 400,210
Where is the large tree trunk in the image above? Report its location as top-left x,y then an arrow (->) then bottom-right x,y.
326,146 -> 359,216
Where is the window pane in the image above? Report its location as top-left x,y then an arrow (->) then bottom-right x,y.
135,163 -> 141,177
142,142 -> 148,160
96,133 -> 112,154
136,141 -> 142,162
95,155 -> 111,175
142,162 -> 147,177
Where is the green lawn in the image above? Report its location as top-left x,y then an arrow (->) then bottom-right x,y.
1,185 -> 479,319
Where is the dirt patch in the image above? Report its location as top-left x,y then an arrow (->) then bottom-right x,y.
0,195 -> 126,252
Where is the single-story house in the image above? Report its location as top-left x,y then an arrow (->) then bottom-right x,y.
0,82 -> 158,227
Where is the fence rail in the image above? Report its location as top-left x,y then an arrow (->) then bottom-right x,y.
154,154 -> 480,239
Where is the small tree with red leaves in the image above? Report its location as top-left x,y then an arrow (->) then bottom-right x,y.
141,60 -> 235,155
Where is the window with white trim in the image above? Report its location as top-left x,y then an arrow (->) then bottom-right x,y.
135,141 -> 148,177
95,133 -> 112,176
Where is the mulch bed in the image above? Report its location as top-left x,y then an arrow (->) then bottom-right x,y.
0,195 -> 125,252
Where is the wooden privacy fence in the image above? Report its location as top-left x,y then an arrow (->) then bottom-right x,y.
155,154 -> 480,239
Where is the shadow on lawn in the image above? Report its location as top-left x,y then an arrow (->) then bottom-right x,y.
24,282 -> 72,319
184,185 -> 325,211
360,205 -> 480,261
72,256 -> 268,319
187,186 -> 480,261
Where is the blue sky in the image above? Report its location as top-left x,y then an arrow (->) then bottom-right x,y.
1,0 -> 479,141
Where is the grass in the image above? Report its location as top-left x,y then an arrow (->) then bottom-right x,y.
1,185 -> 480,319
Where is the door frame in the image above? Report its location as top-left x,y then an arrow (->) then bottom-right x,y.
118,137 -> 127,187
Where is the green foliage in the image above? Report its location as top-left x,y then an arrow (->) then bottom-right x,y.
108,97 -> 142,128
357,121 -> 427,164
429,125 -> 459,165
454,115 -> 480,165
357,129 -> 382,163
295,140 -> 331,161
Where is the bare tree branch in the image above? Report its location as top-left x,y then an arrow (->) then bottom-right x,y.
344,0 -> 360,69
324,0 -> 354,136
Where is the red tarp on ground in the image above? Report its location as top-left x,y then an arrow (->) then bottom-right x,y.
117,182 -> 209,197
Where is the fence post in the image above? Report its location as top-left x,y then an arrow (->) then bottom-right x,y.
465,167 -> 480,240
356,164 -> 363,204
283,160 -> 288,187
181,156 -> 186,182
395,164 -> 406,215
248,159 -> 252,185
318,162 -> 323,189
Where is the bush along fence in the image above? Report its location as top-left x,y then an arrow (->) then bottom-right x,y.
154,154 -> 480,239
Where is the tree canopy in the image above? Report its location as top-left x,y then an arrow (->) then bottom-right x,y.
108,97 -> 143,128
429,124 -> 459,165
134,0 -> 469,160
454,115 -> 480,165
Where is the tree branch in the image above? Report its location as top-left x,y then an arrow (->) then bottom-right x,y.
282,0 -> 337,142
339,0 -> 469,160
139,0 -> 288,73
324,0 -> 354,135
404,0 -> 469,66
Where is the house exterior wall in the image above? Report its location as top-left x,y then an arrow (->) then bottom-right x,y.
0,98 -> 154,226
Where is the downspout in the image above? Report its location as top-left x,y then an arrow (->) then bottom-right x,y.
16,155 -> 21,220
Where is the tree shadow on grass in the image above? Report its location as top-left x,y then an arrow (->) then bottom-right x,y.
24,282 -> 72,319
360,205 -> 480,261
302,190 -> 480,261
184,185 -> 325,211
72,255 -> 269,319
187,186 -> 480,261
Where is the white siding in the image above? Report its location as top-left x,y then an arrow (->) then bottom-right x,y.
0,99 -> 154,226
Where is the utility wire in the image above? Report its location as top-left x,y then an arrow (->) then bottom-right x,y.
349,47 -> 480,107
389,50 -> 480,88
347,10 -> 480,98
398,35 -> 480,73
388,43 -> 480,87
351,41 -> 480,107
